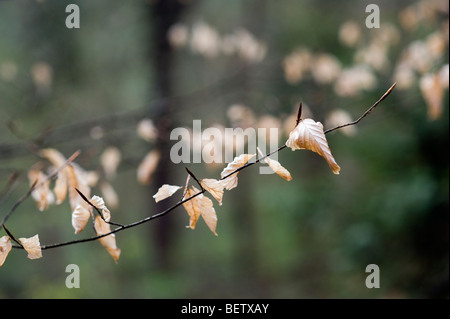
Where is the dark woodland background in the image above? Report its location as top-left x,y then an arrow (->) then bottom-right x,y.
0,0 -> 448,298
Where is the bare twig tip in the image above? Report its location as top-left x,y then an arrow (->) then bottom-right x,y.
296,102 -> 303,126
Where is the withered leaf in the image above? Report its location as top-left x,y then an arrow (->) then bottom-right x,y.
257,147 -> 292,181
65,164 -> 91,214
39,148 -> 67,167
72,204 -> 91,234
18,234 -> 42,260
137,150 -> 161,185
53,171 -> 67,204
265,157 -> 293,181
420,73 -> 444,120
90,195 -> 111,222
285,118 -> 341,174
153,184 -> 182,203
100,146 -> 121,180
28,168 -> 55,211
220,154 -> 255,190
200,178 -> 225,205
0,236 -> 12,267
100,181 -> 119,209
94,216 -> 121,263
182,186 -> 218,236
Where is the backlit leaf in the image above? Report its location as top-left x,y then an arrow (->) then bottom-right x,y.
137,150 -> 161,185
94,216 -> 121,263
220,154 -> 255,190
182,186 -> 218,236
100,146 -> 121,180
200,178 -> 225,205
286,118 -> 341,174
72,204 -> 90,234
0,236 -> 12,267
18,234 -> 42,260
90,195 -> 111,222
153,184 -> 182,203
265,157 -> 293,181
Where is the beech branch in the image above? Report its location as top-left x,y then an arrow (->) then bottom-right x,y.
5,84 -> 396,251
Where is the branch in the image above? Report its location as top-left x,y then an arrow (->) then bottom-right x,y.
9,84 -> 396,251
324,82 -> 396,134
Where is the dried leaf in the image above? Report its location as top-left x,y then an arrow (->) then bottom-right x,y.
200,178 -> 225,205
39,148 -> 67,167
94,216 -> 120,262
90,195 -> 111,222
100,181 -> 119,209
72,204 -> 91,234
18,234 -> 42,260
137,118 -> 158,142
53,171 -> 67,204
220,154 -> 255,190
28,168 -> 55,211
0,236 -> 12,267
101,146 -> 121,180
257,147 -> 292,181
265,157 -> 293,181
65,164 -> 91,213
137,150 -> 161,185
153,184 -> 182,203
420,73 -> 444,120
286,119 -> 341,174
182,186 -> 218,236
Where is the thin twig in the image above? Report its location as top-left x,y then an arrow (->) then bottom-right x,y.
324,82 -> 396,134
9,84 -> 395,251
296,102 -> 303,126
185,167 -> 204,191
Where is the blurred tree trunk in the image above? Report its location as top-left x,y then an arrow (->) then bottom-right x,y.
147,0 -> 189,270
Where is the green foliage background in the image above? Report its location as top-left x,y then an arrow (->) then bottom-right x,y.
0,0 -> 448,298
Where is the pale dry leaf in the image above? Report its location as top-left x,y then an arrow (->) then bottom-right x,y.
182,187 -> 201,230
182,186 -> 218,236
153,184 -> 182,203
137,118 -> 158,142
53,171 -> 67,204
39,148 -> 67,167
420,73 -> 444,120
100,181 -> 119,209
220,154 -> 255,190
18,234 -> 42,260
72,204 -> 91,234
85,171 -> 100,187
94,216 -> 121,263
28,168 -> 54,211
101,146 -> 121,180
286,119 -> 341,174
65,164 -> 91,213
137,150 -> 161,185
90,195 -> 111,222
257,147 -> 292,181
0,236 -> 13,267
200,178 -> 225,205
265,157 -> 293,181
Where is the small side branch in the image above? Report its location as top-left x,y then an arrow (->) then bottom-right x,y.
324,82 -> 396,134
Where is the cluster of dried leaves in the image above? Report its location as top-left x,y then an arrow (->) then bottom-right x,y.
1,148 -> 121,266
1,107 -> 344,267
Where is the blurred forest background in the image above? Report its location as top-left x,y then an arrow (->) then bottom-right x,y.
0,0 -> 448,298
